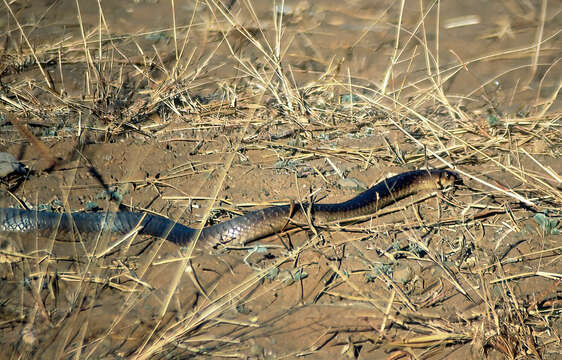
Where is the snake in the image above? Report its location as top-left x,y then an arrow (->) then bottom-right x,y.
0,169 -> 459,248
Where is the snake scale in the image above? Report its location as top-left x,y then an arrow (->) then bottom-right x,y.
0,169 -> 459,247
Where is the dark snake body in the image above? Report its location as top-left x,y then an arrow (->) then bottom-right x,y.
0,170 -> 459,248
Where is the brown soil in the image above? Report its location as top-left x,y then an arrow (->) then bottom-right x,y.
0,0 -> 560,359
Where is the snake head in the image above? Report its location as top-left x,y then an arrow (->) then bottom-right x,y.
437,170 -> 462,188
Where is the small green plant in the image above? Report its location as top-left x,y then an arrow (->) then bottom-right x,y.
96,187 -> 124,202
533,213 -> 560,235
292,268 -> 308,281
265,267 -> 280,280
487,114 -> 501,127
408,242 -> 426,257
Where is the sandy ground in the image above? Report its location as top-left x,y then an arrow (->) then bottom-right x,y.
0,0 -> 561,359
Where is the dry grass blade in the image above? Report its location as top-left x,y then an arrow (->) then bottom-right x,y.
2,0 -> 55,91
0,0 -> 560,358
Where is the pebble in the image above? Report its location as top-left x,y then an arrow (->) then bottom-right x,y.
0,152 -> 25,177
393,265 -> 413,285
336,177 -> 367,191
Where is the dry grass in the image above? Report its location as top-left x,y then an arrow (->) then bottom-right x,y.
0,0 -> 561,359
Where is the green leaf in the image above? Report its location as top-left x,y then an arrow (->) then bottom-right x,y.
533,213 -> 561,234
487,114 -> 501,127
293,268 -> 308,281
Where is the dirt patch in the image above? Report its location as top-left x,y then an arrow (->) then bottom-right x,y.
1,0 -> 560,359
